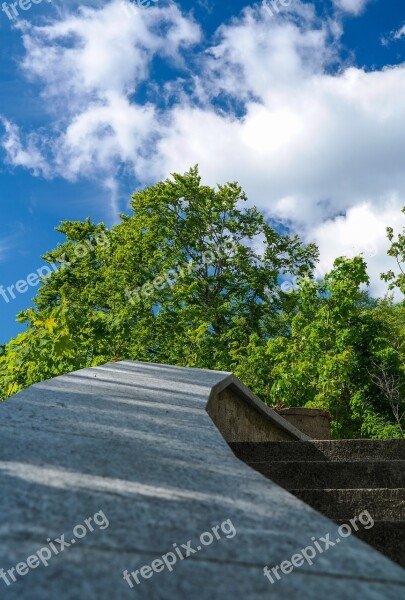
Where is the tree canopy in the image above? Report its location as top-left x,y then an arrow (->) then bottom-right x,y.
1,167 -> 404,439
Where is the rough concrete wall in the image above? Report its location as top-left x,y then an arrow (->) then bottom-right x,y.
208,388 -> 296,442
276,409 -> 332,440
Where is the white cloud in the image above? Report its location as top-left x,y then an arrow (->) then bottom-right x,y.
0,1 -> 200,218
393,24 -> 405,40
2,1 -> 200,181
151,8 -> 405,211
0,227 -> 25,263
332,0 -> 371,16
103,175 -> 120,223
0,118 -> 49,177
381,22 -> 405,46
2,1 -> 405,292
148,5 -> 405,293
312,201 -> 405,296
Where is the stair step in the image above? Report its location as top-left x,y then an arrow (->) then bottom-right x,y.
230,439 -> 405,463
336,520 -> 405,569
288,488 -> 405,521
231,440 -> 405,567
249,460 -> 405,489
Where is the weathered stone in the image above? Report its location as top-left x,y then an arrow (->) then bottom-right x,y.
276,408 -> 332,439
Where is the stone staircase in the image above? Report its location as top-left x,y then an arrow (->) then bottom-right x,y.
230,440 -> 405,568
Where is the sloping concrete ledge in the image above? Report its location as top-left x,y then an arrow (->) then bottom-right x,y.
207,374 -> 311,442
0,360 -> 404,599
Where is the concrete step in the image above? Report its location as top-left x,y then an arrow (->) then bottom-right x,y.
249,460 -> 405,489
336,520 -> 405,569
230,440 -> 405,568
289,488 -> 405,521
230,439 -> 405,463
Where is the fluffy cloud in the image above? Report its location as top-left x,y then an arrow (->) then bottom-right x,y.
332,0 -> 372,16
2,1 -> 200,181
312,201 -> 405,296
2,1 -> 405,293
0,118 -> 49,177
393,24 -> 405,40
149,5 -> 405,293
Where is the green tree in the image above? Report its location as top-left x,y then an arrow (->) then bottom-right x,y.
382,207 -> 405,294
233,257 -> 405,438
0,167 -> 317,398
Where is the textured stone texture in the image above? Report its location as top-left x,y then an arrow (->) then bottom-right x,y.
291,489 -> 405,521
208,388 -> 296,442
207,376 -> 311,442
341,521 -> 405,568
276,408 -> 332,440
231,440 -> 405,462
251,460 -> 405,489
232,439 -> 405,568
0,360 -> 404,599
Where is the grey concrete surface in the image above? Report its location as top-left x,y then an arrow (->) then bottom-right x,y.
291,489 -> 405,521
0,360 -> 404,599
231,437 -> 405,567
251,460 -> 405,489
276,408 -> 332,439
231,439 -> 405,462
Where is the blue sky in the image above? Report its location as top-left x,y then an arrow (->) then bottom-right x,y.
0,0 -> 404,344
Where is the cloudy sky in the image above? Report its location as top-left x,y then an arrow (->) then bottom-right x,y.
0,0 -> 404,342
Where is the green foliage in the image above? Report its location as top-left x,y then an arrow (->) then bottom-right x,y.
382,208 -> 405,294
232,258 -> 405,438
0,166 -> 317,394
1,166 -> 404,439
